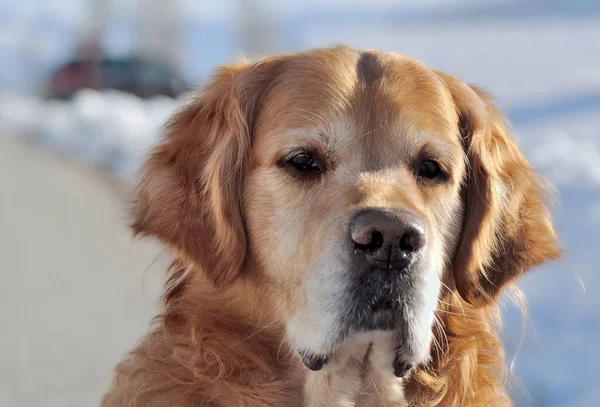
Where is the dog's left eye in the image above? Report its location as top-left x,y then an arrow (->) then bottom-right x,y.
287,152 -> 321,173
417,159 -> 443,180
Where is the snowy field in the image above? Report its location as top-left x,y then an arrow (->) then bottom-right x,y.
1,1 -> 599,406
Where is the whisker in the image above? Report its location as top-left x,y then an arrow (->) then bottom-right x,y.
437,299 -> 467,318
433,315 -> 448,358
226,320 -> 278,350
371,377 -> 386,406
431,317 -> 442,359
439,281 -> 467,316
435,309 -> 469,318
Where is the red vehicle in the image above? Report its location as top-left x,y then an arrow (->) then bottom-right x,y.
47,56 -> 189,99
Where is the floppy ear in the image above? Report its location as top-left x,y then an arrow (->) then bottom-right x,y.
132,62 -> 264,286
439,72 -> 560,307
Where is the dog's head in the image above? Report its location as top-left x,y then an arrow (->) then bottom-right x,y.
133,47 -> 558,375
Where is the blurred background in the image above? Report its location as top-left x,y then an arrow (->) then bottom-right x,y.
0,1 -> 598,406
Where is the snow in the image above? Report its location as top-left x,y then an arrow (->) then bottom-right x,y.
0,90 -> 183,182
1,1 -> 599,406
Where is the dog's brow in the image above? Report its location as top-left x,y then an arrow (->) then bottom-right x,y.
287,128 -> 329,144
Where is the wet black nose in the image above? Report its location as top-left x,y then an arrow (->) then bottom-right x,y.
350,208 -> 426,268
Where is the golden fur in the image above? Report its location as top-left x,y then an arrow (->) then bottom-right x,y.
103,46 -> 559,406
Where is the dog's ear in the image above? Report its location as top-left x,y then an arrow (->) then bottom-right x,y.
438,72 -> 560,307
132,60 -> 280,286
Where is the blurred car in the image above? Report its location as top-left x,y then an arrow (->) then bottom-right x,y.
47,56 -> 189,99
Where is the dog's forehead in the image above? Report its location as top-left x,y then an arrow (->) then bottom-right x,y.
252,49 -> 460,153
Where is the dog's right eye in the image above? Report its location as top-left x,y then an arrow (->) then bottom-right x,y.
283,152 -> 322,176
289,153 -> 318,171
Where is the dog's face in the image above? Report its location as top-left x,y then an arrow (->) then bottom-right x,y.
133,47 -> 558,375
244,52 -> 465,369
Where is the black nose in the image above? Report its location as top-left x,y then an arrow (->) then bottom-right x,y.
350,208 -> 426,268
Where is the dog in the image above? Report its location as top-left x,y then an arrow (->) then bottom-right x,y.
103,46 -> 559,406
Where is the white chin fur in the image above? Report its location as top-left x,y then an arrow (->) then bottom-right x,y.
288,246 -> 441,368
286,247 -> 351,355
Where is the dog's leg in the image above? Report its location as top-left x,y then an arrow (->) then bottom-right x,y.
356,332 -> 407,407
302,339 -> 371,407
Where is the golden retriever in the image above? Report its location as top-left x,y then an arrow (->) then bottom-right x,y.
103,46 -> 559,407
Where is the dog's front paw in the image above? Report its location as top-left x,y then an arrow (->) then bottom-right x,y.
301,340 -> 370,407
357,333 -> 408,407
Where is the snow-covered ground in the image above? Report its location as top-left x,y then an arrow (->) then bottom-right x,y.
0,90 -> 184,183
1,1 -> 599,406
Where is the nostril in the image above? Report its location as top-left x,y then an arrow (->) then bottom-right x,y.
399,229 -> 425,253
355,230 -> 384,251
370,231 -> 384,249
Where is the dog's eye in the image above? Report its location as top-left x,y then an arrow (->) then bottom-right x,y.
417,160 -> 443,180
287,153 -> 321,173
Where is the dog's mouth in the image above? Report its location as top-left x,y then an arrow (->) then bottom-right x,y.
296,271 -> 425,377
293,256 -> 437,379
